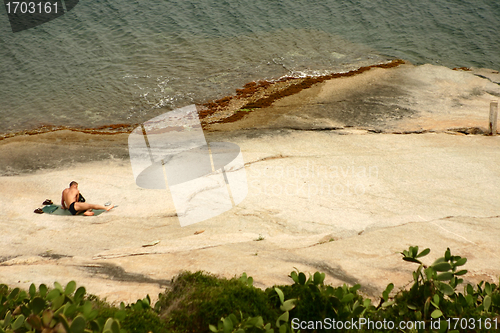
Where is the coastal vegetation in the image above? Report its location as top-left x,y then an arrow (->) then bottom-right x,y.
1,246 -> 499,333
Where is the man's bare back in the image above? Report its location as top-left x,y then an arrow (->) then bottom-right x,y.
61,181 -> 113,216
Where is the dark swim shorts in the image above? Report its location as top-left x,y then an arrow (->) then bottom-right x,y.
69,202 -> 78,215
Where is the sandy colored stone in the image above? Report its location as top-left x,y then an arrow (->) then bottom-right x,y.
0,63 -> 499,305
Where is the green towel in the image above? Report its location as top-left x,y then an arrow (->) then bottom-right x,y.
41,204 -> 105,216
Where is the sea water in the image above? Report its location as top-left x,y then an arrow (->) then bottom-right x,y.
0,0 -> 498,136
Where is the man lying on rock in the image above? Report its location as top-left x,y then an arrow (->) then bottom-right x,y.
61,181 -> 114,216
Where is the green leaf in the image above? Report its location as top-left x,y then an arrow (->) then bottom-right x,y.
381,300 -> 395,308
30,297 -> 46,315
65,281 -> 76,296
276,311 -> 289,327
18,290 -> 28,301
433,294 -> 440,306
290,271 -> 298,284
350,284 -> 361,293
70,315 -> 86,333
228,314 -> 238,326
103,318 -> 120,333
363,299 -> 372,307
402,257 -> 422,264
383,283 -> 394,301
39,284 -> 48,298
87,310 -> 98,322
416,248 -> 430,258
484,295 -> 492,312
298,272 -> 306,285
42,309 -> 53,327
432,262 -> 452,272
466,284 -> 474,295
3,311 -> 12,328
51,294 -> 65,310
82,301 -> 92,318
407,304 -> 417,310
431,309 -> 443,318
454,257 -> 467,267
74,287 -> 86,303
8,288 -> 19,300
46,289 -> 61,301
445,248 -> 451,261
275,287 -> 285,304
280,299 -> 296,312
245,316 -> 262,328
64,304 -> 77,318
113,310 -> 126,322
247,276 -> 253,286
432,257 -> 447,265
313,272 -> 325,285
29,284 -> 36,299
209,324 -> 218,333
438,283 -> 455,296
54,282 -> 64,293
341,294 -> 355,303
455,269 -> 467,276
424,267 -> 434,280
411,246 -> 418,258
485,283 -> 492,296
352,305 -> 365,317
222,317 -> 233,333
11,315 -> 25,330
436,272 -> 453,281
58,313 -> 71,332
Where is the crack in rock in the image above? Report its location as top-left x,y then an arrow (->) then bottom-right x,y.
474,74 -> 500,86
39,252 -> 73,260
0,256 -> 19,264
244,154 -> 291,166
80,263 -> 170,288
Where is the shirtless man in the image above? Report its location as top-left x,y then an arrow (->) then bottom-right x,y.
61,181 -> 114,216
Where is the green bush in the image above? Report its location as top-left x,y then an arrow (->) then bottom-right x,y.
155,271 -> 278,333
268,270 -> 368,326
121,308 -> 168,333
0,281 -> 124,333
209,247 -> 500,333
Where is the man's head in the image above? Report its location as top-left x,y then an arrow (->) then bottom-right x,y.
69,181 -> 78,188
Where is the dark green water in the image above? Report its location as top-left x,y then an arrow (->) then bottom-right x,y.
0,0 -> 498,135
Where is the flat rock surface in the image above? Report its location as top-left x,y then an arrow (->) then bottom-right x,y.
1,63 -> 499,304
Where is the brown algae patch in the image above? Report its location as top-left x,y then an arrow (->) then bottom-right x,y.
199,59 -> 405,127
